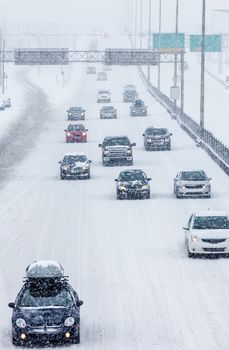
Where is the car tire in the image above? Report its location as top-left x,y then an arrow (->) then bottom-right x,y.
144,144 -> 150,151
72,330 -> 80,344
146,192 -> 150,199
12,337 -> 22,346
187,247 -> 196,258
87,172 -> 91,179
167,143 -> 171,151
175,189 -> 181,198
117,193 -> 124,200
60,174 -> 65,180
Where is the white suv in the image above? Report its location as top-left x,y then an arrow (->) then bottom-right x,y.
184,211 -> 229,257
97,90 -> 111,103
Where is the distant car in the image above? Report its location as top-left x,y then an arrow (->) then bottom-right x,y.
123,85 -> 138,103
0,101 -> 5,111
65,124 -> 88,143
97,72 -> 107,81
3,97 -> 11,108
130,99 -> 147,116
99,136 -> 136,166
100,106 -> 117,119
87,66 -> 96,74
67,107 -> 85,121
115,169 -> 151,200
97,89 -> 111,103
143,127 -> 172,151
8,260 -> 83,346
173,170 -> 211,198
184,211 -> 229,257
59,153 -> 91,180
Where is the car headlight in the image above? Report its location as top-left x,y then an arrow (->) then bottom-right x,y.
104,150 -> 110,155
118,186 -> 126,191
67,132 -> 71,136
64,317 -> 75,327
62,166 -> 69,170
16,318 -> 27,328
141,185 -> 149,190
82,166 -> 89,170
127,150 -> 132,155
81,113 -> 84,116
191,235 -> 200,242
146,138 -> 152,142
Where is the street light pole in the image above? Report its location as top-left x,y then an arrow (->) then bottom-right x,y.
140,0 -> 143,49
157,0 -> 162,90
135,0 -> 138,48
2,39 -> 5,95
200,0 -> 206,131
173,0 -> 179,106
147,0 -> 152,82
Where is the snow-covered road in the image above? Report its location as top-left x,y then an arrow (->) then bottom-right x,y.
0,36 -> 229,349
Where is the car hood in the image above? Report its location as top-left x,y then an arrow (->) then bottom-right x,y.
118,180 -> 148,188
106,145 -> 130,150
190,229 -> 229,239
179,180 -> 209,185
146,135 -> 169,139
62,161 -> 88,168
16,306 -> 79,326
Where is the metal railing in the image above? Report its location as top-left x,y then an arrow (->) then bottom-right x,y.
139,68 -> 229,175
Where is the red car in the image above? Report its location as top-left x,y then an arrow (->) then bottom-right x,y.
65,124 -> 88,143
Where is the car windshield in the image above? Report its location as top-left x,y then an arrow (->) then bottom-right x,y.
193,216 -> 229,230
124,85 -> 136,91
180,171 -> 207,181
69,107 -> 82,112
19,282 -> 73,308
134,100 -> 144,106
99,90 -> 109,94
146,128 -> 167,136
63,155 -> 86,163
102,106 -> 114,111
103,137 -> 130,146
119,171 -> 147,182
68,125 -> 84,131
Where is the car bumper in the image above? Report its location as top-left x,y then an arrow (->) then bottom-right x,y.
188,241 -> 229,255
13,324 -> 79,344
103,156 -> 133,164
66,137 -> 86,142
100,114 -> 116,119
146,141 -> 170,149
97,99 -> 110,103
117,189 -> 150,199
61,170 -> 89,178
131,110 -> 147,116
177,188 -> 210,197
67,115 -> 84,120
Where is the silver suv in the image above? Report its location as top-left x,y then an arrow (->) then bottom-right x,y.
173,170 -> 211,198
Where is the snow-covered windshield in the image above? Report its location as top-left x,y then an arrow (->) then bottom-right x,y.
104,137 -> 130,146
119,171 -> 146,182
134,100 -> 144,106
99,90 -> 109,94
19,285 -> 73,308
180,171 -> 207,181
63,155 -> 86,163
193,216 -> 229,230
146,128 -> 167,136
68,125 -> 84,131
69,107 -> 83,112
102,106 -> 115,111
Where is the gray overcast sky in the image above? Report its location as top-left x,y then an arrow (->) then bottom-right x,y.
0,0 -> 229,36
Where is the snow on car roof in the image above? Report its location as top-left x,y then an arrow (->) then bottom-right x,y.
64,152 -> 86,157
194,211 -> 228,217
26,260 -> 64,278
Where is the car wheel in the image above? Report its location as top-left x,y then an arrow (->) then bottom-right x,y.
60,174 -> 65,180
167,143 -> 171,151
72,331 -> 80,344
145,144 -> 150,151
127,161 -> 133,166
12,337 -> 22,346
146,192 -> 150,199
117,193 -> 124,200
175,189 -> 181,198
87,172 -> 91,179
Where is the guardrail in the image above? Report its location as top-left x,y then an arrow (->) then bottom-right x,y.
139,67 -> 229,175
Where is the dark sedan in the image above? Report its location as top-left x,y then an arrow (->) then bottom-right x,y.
67,107 -> 85,121
115,169 -> 151,199
8,261 -> 83,346
143,127 -> 172,150
100,106 -> 117,119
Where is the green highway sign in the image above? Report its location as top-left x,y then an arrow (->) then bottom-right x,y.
190,35 -> 222,52
153,33 -> 185,49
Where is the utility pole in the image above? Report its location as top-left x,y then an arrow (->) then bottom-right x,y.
140,0 -> 143,49
200,0 -> 206,131
130,0 -> 134,41
135,0 -> 138,48
157,0 -> 162,90
2,39 -> 5,95
147,0 -> 152,82
0,28 -> 2,88
173,0 -> 179,107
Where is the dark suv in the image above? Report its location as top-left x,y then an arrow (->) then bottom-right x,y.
115,169 -> 151,199
99,136 -> 136,166
143,127 -> 172,150
8,261 -> 83,346
130,99 -> 147,116
67,107 -> 86,121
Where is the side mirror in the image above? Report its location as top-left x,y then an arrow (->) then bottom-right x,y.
85,129 -> 88,131
76,300 -> 83,307
147,178 -> 151,181
8,302 -> 15,309
208,177 -> 212,181
170,133 -> 173,136
115,179 -> 118,182
99,144 -> 102,147
58,161 -> 62,164
142,134 -> 145,136
173,178 -> 177,181
89,160 -> 92,163
64,129 -> 67,132
131,143 -> 136,146
183,227 -> 189,231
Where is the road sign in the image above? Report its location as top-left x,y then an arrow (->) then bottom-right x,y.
153,33 -> 185,49
14,48 -> 69,65
104,49 -> 159,65
190,35 -> 222,52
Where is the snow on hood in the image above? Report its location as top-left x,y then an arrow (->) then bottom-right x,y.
191,229 -> 229,239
